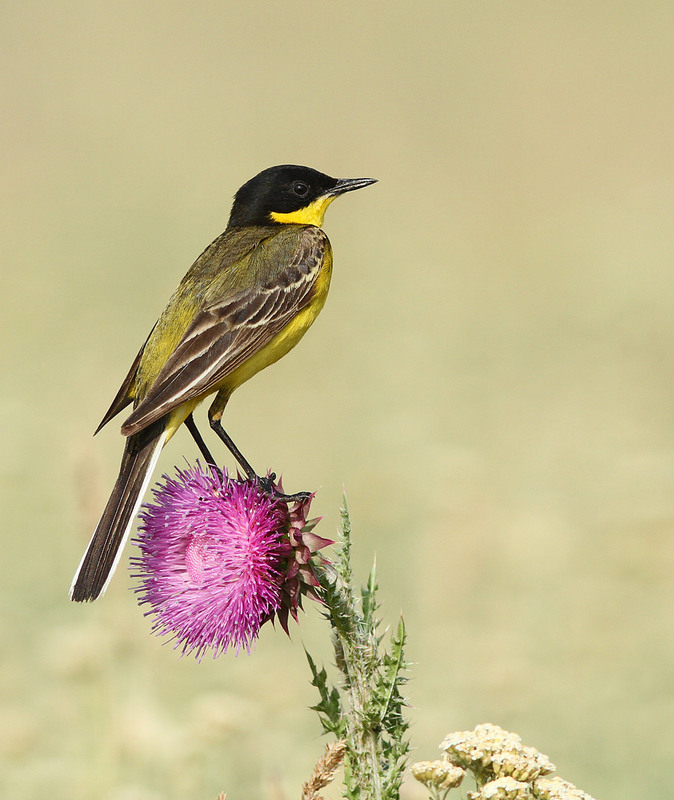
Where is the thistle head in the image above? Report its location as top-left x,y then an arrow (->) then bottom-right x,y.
131,464 -> 331,659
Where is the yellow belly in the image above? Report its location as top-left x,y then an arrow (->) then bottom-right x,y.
222,250 -> 333,394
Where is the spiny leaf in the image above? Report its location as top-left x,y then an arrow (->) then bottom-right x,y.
361,561 -> 378,632
305,649 -> 342,733
379,618 -> 408,724
338,498 -> 353,587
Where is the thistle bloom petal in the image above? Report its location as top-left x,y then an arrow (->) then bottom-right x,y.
131,464 -> 330,659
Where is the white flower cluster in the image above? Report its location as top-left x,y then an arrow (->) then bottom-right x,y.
411,723 -> 595,800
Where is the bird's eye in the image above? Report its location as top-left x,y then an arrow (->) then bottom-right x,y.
291,181 -> 309,197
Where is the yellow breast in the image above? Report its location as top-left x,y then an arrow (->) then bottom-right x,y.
221,244 -> 333,394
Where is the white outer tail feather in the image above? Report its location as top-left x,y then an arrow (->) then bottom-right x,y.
68,429 -> 168,599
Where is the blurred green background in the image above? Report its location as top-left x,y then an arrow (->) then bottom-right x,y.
2,2 -> 673,798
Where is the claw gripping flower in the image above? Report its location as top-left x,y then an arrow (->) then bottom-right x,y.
131,464 -> 331,659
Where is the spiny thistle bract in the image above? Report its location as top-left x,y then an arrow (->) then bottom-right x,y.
131,463 -> 331,659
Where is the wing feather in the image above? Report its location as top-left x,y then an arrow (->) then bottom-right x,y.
121,227 -> 326,436
94,323 -> 157,434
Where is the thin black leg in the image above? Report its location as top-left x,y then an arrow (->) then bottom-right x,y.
185,414 -> 224,482
209,418 -> 257,480
209,417 -> 310,501
185,414 -> 217,464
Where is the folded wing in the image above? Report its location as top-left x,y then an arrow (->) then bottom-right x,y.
121,227 -> 327,436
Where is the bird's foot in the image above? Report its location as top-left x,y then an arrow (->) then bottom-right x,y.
257,472 -> 312,502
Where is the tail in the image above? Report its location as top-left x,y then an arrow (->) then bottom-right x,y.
70,423 -> 168,602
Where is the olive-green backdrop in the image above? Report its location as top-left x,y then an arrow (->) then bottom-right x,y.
2,2 -> 673,798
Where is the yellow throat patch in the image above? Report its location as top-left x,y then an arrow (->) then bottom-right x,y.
270,194 -> 336,227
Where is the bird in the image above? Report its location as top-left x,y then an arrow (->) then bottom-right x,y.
70,164 -> 376,602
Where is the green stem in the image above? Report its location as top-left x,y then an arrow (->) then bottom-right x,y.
310,504 -> 408,800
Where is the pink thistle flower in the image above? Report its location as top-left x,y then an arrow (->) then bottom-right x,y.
131,464 -> 331,659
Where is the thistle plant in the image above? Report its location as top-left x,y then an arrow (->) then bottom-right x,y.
305,502 -> 410,800
127,464 -> 599,800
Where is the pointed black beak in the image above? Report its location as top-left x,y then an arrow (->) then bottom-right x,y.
330,176 -> 378,196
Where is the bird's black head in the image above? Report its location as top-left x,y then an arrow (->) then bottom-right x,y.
227,165 -> 376,229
